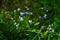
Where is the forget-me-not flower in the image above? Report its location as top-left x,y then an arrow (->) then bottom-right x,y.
25,12 -> 33,15
20,12 -> 26,16
25,12 -> 29,14
19,16 -> 24,21
29,12 -> 33,15
25,6 -> 30,10
43,14 -> 47,19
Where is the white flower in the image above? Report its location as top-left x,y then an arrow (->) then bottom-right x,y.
20,12 -> 26,16
25,12 -> 29,14
28,20 -> 32,23
17,8 -> 21,11
19,16 -> 24,21
50,28 -> 54,33
49,27 -> 54,33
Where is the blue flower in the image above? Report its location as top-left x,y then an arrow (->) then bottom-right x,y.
20,12 -> 26,16
25,12 -> 29,14
25,6 -> 30,10
29,12 -> 33,15
43,14 -> 47,19
19,16 -> 24,21
39,16 -> 42,18
25,12 -> 33,15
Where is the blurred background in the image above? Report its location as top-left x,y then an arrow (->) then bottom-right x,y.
0,0 -> 60,40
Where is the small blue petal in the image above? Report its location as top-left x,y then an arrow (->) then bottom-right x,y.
25,12 -> 29,14
39,16 -> 42,18
29,12 -> 33,15
19,16 -> 24,21
25,6 -> 30,10
20,12 -> 26,16
43,14 -> 47,19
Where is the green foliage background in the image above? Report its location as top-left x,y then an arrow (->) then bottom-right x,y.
0,0 -> 60,40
